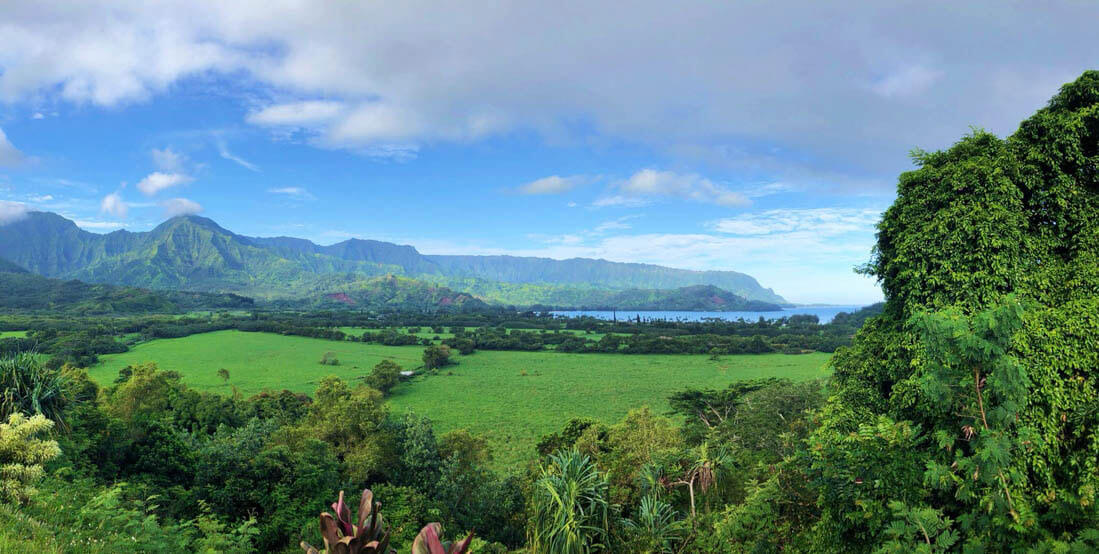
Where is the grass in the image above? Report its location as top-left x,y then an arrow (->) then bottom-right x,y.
88,330 -> 831,470
0,330 -> 27,339
88,330 -> 425,394
388,349 -> 830,470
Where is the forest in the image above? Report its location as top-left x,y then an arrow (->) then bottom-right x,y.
3,72 -> 1099,553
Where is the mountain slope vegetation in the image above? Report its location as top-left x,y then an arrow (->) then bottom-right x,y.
0,258 -> 253,314
0,212 -> 788,308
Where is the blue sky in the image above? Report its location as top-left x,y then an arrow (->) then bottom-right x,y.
0,2 -> 1096,304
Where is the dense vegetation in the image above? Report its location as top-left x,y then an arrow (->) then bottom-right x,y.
0,263 -> 253,314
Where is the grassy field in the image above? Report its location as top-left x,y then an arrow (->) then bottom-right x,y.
88,330 -> 831,470
0,330 -> 27,338
388,349 -> 830,469
88,330 -> 426,394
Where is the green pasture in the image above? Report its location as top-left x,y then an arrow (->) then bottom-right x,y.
88,330 -> 831,469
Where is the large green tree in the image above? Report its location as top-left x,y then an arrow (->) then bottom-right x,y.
721,71 -> 1099,552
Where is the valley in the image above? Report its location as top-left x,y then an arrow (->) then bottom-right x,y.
86,329 -> 830,469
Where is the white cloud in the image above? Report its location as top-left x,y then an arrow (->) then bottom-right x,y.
0,128 -> 23,166
74,219 -> 126,230
215,138 -> 259,171
0,3 -> 1088,184
247,100 -> 345,126
136,172 -> 191,196
161,197 -> 203,217
593,216 -> 637,233
598,169 -> 749,207
519,175 -> 587,195
151,147 -> 185,172
100,192 -> 128,217
0,201 -> 28,225
267,186 -> 314,200
31,112 -> 44,119
710,208 -> 882,236
28,194 -> 53,202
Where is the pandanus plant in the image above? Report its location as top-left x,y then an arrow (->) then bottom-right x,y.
302,489 -> 392,554
411,523 -> 472,554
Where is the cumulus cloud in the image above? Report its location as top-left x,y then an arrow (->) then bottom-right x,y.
597,169 -> 748,207
136,172 -> 191,196
0,201 -> 28,225
161,197 -> 203,217
0,128 -> 23,166
0,3 -> 1091,183
100,191 -> 128,217
518,175 -> 588,195
151,147 -> 185,172
267,186 -> 314,200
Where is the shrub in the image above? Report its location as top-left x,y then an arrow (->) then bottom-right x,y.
0,352 -> 71,428
0,413 -> 61,504
365,360 -> 401,395
423,345 -> 452,371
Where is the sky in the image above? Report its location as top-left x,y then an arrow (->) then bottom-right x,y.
0,2 -> 1095,305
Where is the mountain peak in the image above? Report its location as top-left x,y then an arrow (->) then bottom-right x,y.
154,215 -> 231,235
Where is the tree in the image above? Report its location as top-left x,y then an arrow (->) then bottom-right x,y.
0,413 -> 61,504
422,345 -> 452,370
749,72 -> 1099,551
365,360 -> 401,395
670,442 -> 732,518
438,429 -> 492,471
217,368 -> 230,383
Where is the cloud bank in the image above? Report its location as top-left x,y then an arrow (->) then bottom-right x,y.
0,2 -> 1093,184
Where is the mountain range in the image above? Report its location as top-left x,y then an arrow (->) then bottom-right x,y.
0,212 -> 789,311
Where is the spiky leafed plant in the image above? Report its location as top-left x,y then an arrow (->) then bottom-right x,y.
302,489 -> 393,554
671,442 -> 732,518
622,495 -> 685,554
411,523 -> 472,554
0,352 -> 70,430
529,450 -> 611,554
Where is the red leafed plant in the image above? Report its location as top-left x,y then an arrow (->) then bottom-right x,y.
302,489 -> 392,554
411,523 -> 472,554
302,490 -> 474,554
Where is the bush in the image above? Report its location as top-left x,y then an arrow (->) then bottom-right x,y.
423,345 -> 452,371
366,360 -> 401,395
0,413 -> 60,504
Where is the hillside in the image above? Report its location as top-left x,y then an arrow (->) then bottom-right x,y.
0,211 -> 789,307
0,260 -> 254,314
269,274 -> 489,311
530,284 -> 784,311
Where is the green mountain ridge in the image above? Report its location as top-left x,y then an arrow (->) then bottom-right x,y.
0,211 -> 789,309
0,257 -> 254,314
